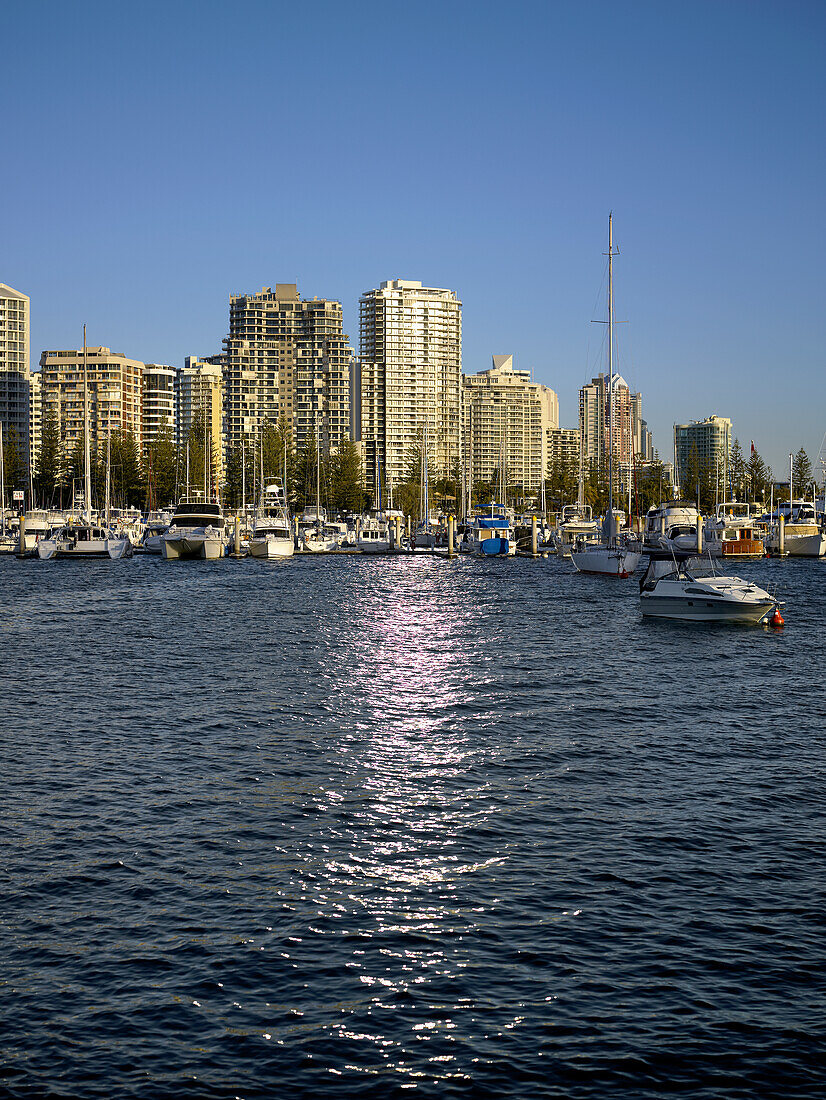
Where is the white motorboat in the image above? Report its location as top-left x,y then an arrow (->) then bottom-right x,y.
553,504 -> 600,558
358,515 -> 391,553
766,501 -> 826,558
162,500 -> 225,560
643,499 -> 702,551
37,522 -> 133,560
6,509 -> 62,554
138,520 -> 169,554
249,482 -> 295,559
639,551 -> 780,624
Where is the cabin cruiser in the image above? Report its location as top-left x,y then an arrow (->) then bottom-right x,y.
37,521 -> 133,560
138,517 -> 170,554
553,504 -> 599,558
639,550 -> 780,624
357,514 -> 391,553
249,483 -> 294,559
15,510 -> 64,554
705,502 -> 765,559
162,500 -> 225,560
766,501 -> 826,558
643,500 -> 701,551
464,511 -> 516,556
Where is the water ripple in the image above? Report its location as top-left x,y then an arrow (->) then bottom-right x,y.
1,553 -> 825,1097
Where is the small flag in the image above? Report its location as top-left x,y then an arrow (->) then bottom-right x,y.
750,440 -> 755,457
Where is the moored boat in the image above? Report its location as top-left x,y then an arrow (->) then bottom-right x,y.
162,500 -> 225,560
705,502 -> 765,559
639,551 -> 780,624
249,482 -> 295,559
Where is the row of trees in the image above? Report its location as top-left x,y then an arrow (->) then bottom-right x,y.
542,453 -> 672,517
13,412 -> 369,515
679,440 -> 816,512
223,418 -> 368,514
5,415 -> 821,518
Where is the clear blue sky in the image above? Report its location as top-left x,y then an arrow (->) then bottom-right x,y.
5,0 -> 825,477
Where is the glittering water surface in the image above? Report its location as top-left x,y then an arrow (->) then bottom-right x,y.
2,552 -> 825,1098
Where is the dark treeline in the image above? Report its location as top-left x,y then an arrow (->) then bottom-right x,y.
19,411 -> 369,515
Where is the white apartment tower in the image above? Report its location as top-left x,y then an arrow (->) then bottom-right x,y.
175,357 -> 224,484
358,279 -> 462,495
223,284 -> 354,455
29,370 -> 42,466
142,364 -> 176,449
0,283 -> 31,458
462,356 -> 558,494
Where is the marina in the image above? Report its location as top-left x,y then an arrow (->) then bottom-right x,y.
3,3 -> 825,1094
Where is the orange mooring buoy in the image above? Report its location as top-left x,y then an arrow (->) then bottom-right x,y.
770,607 -> 785,628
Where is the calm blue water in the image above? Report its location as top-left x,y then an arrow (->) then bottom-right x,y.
1,551 -> 825,1098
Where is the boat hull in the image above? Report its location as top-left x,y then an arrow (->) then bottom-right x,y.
641,594 -> 775,624
302,537 -> 339,553
720,537 -> 765,559
571,546 -> 641,577
37,535 -> 131,559
769,530 -> 826,557
358,540 -> 391,553
249,537 -> 295,559
162,535 -> 224,560
474,536 -> 512,556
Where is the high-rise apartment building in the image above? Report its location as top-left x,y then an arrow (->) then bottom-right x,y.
175,357 -> 224,485
579,372 -> 635,469
547,426 -> 579,467
462,356 -> 558,493
142,364 -> 176,449
358,279 -> 462,495
673,415 -> 732,485
630,392 -> 654,463
223,284 -> 354,456
0,283 -> 31,456
39,346 -> 144,456
29,370 -> 42,466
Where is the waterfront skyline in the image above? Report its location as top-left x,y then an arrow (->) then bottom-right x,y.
4,0 -> 825,476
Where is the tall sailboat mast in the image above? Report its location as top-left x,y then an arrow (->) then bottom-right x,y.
316,423 -> 321,521
607,213 -> 614,541
105,428 -> 111,528
0,421 -> 5,534
83,324 -> 92,520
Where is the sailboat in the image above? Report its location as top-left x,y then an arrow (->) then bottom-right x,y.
0,421 -> 15,553
301,426 -> 339,552
413,424 -> 437,549
38,327 -> 132,560
571,215 -> 640,578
